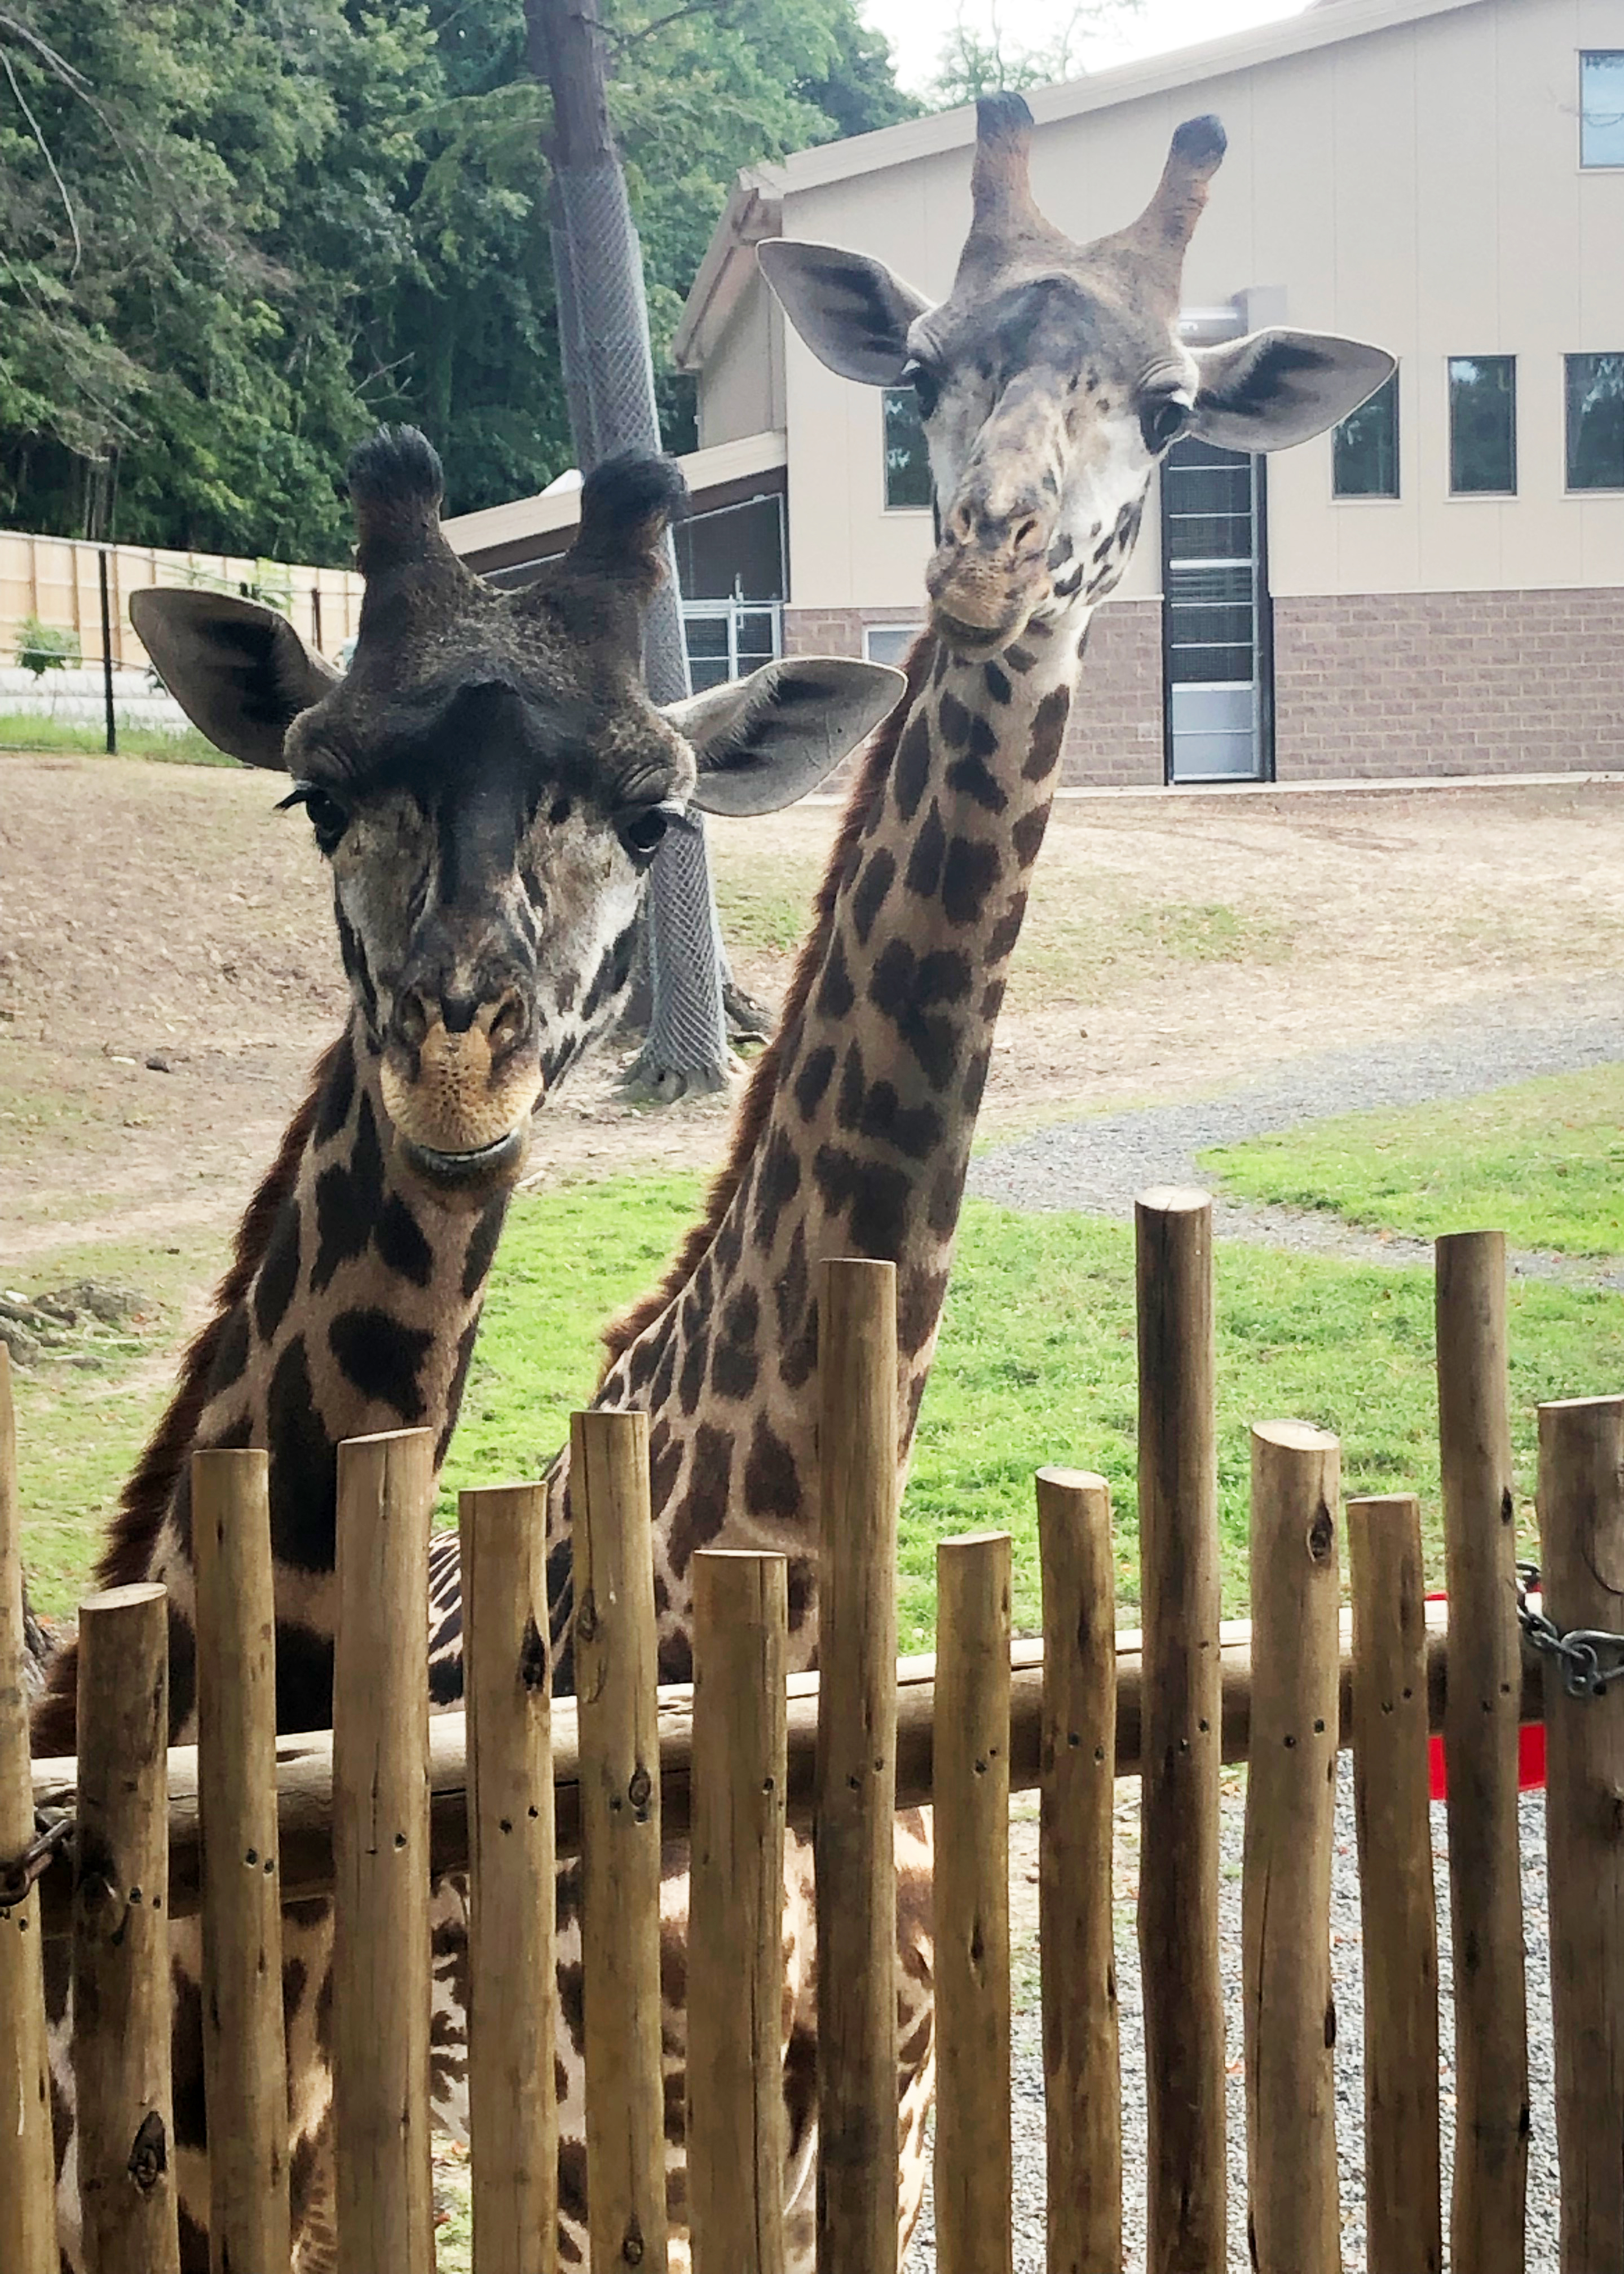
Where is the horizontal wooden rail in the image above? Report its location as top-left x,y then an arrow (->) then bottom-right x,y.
30,1603 -> 1542,1938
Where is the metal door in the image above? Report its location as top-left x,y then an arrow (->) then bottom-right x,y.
1160,439 -> 1270,783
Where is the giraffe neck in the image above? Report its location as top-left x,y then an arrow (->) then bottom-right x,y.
33,1019 -> 508,1751
588,607 -> 1084,1680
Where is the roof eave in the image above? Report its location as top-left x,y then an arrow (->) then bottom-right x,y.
671,170 -> 784,373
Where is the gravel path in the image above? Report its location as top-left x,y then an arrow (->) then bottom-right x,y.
968,972 -> 1624,1285
911,1768 -> 1559,2273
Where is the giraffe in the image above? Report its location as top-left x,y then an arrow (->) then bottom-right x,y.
409,95 -> 1395,2267
29,431 -> 900,2271
32,97 -> 1393,2268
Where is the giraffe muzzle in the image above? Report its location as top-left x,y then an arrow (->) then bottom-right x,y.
379,1006 -> 544,1187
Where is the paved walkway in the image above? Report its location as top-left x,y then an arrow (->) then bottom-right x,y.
967,971 -> 1624,1284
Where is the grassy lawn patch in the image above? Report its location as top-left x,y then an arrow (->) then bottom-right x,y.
1201,1064 -> 1624,1255
14,1175 -> 1624,1640
0,713 -> 232,765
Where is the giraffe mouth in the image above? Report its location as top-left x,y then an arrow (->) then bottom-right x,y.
399,1124 -> 529,1188
930,603 -> 1028,656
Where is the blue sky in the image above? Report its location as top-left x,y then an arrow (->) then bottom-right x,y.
859,0 -> 1314,97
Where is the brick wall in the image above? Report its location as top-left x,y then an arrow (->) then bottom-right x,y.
783,598 -> 1166,787
1273,588 -> 1624,779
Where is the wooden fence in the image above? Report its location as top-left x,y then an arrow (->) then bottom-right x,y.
4,1206 -> 1623,2271
0,529 -> 363,675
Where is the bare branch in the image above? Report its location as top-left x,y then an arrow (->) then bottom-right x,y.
603,0 -> 735,55
1,45 -> 81,276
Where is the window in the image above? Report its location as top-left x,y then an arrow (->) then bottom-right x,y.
882,387 -> 932,510
1566,354 -> 1624,490
1448,358 -> 1516,494
1332,371 -> 1399,497
1581,51 -> 1624,168
863,623 -> 925,667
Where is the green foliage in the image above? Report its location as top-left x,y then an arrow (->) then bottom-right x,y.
1202,1065 -> 1624,1259
0,0 -> 918,559
13,614 -> 79,672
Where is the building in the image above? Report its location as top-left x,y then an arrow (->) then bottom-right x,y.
450,0 -> 1624,786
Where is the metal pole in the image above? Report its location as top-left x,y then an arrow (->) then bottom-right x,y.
97,549 -> 116,755
526,0 -> 730,1099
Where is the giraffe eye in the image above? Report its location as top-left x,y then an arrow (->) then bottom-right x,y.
1141,395 -> 1190,453
902,358 -> 941,421
617,802 -> 676,865
277,782 -> 350,852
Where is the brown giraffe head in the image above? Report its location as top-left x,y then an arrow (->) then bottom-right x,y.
132,434 -> 899,1195
761,97 -> 1394,651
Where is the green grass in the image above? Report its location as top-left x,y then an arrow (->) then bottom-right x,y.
1201,1064 -> 1624,1257
0,712 -> 233,764
15,1173 -> 1624,1639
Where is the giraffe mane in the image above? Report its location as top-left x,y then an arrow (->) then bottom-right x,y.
601,631 -> 939,1368
31,1035 -> 341,1756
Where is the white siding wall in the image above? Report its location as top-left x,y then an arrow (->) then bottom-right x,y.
743,0 -> 1624,609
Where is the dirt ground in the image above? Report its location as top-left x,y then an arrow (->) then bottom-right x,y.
5,751 -> 1624,1274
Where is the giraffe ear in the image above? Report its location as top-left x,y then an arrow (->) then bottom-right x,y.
1189,330 -> 1397,452
666,656 -> 905,817
758,239 -> 930,387
129,590 -> 338,770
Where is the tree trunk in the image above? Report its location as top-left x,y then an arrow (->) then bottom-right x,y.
526,0 -> 733,1099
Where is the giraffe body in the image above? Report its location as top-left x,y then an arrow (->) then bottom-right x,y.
32,102 -> 1393,2269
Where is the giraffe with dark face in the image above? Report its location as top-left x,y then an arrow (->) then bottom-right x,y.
29,433 -> 898,2272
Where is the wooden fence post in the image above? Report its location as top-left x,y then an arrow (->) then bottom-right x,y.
1347,1493 -> 1442,2274
1244,1420 -> 1341,2274
332,1428 -> 435,2274
1036,1467 -> 1120,2274
689,1549 -> 789,2274
935,1530 -> 1013,2274
0,1345 -> 58,2273
193,1448 -> 290,2274
571,1408 -> 669,2274
72,1581 -> 181,2274
815,1255 -> 899,2274
1135,1189 -> 1225,2274
1539,1394 -> 1624,2272
461,1480 -> 558,2274
1436,1230 -> 1527,2274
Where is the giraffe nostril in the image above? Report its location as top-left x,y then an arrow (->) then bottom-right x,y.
1012,515 -> 1039,553
488,992 -> 526,1052
395,988 -> 429,1049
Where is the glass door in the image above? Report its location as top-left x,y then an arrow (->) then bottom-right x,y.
1159,439 -> 1270,783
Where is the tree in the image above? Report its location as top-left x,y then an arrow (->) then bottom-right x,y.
929,0 -> 1143,108
0,0 -> 918,558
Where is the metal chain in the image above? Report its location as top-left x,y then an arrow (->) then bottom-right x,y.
1516,1561 -> 1624,1700
0,1801 -> 74,1906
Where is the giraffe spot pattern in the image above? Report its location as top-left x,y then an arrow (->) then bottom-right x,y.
744,1416 -> 800,1521
1024,685 -> 1072,780
328,1307 -> 434,1420
267,1336 -> 337,1572
461,1195 -> 507,1301
946,751 -> 1007,815
793,1043 -> 836,1122
851,847 -> 896,945
710,1285 -> 760,1401
254,1198 -> 302,1343
983,661 -> 1012,704
752,1127 -> 802,1251
815,932 -> 855,1019
812,1143 -> 912,1259
311,1093 -> 384,1292
893,709 -> 933,821
375,1193 -> 434,1288
275,1621 -> 337,1736
868,940 -> 970,1090
1012,805 -> 1049,866
937,689 -> 972,748
942,836 -> 1001,926
903,801 -> 946,900
435,1312 -> 481,1467
314,1033 -> 356,1144
206,1301 -> 251,1395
